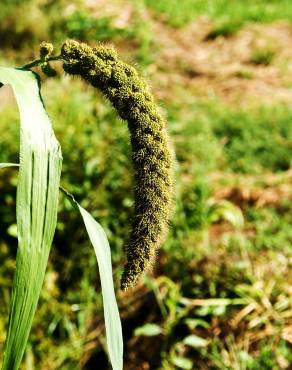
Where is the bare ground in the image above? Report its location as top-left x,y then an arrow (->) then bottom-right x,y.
82,1 -> 292,105
149,19 -> 292,105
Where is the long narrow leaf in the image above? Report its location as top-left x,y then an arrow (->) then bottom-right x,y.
61,188 -> 123,370
0,67 -> 62,370
0,163 -> 19,169
0,167 -> 123,369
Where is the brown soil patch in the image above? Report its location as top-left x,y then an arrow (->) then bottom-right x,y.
150,20 -> 292,106
82,2 -> 292,106
212,169 -> 292,208
215,184 -> 292,208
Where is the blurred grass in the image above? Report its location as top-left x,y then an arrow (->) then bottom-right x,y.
0,0 -> 292,369
142,0 -> 292,28
168,99 -> 292,174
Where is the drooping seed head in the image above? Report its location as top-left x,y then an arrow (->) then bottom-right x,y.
61,40 -> 174,290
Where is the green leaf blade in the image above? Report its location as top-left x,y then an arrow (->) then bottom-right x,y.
78,205 -> 123,370
0,67 -> 62,370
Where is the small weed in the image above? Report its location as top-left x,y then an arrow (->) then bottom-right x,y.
233,70 -> 254,79
205,21 -> 242,40
250,48 -> 275,66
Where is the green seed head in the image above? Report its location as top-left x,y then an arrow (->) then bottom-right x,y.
39,41 -> 54,60
61,40 -> 174,290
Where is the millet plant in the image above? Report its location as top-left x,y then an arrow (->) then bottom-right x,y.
0,40 -> 173,370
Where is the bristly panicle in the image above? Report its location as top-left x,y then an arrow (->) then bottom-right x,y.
60,40 -> 174,290
39,41 -> 54,59
39,42 -> 57,77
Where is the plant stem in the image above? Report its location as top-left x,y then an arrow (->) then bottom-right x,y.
0,56 -> 61,88
21,55 -> 62,69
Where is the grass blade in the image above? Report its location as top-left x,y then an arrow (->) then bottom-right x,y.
78,206 -> 123,370
61,188 -> 123,370
0,67 -> 62,370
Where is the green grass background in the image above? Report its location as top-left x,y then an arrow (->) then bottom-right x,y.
0,0 -> 292,369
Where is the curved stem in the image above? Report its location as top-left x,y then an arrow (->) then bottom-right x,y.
21,55 -> 62,69
0,55 -> 62,90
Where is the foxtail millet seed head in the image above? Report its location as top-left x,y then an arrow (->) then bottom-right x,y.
38,42 -> 57,77
39,41 -> 54,60
60,40 -> 174,290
